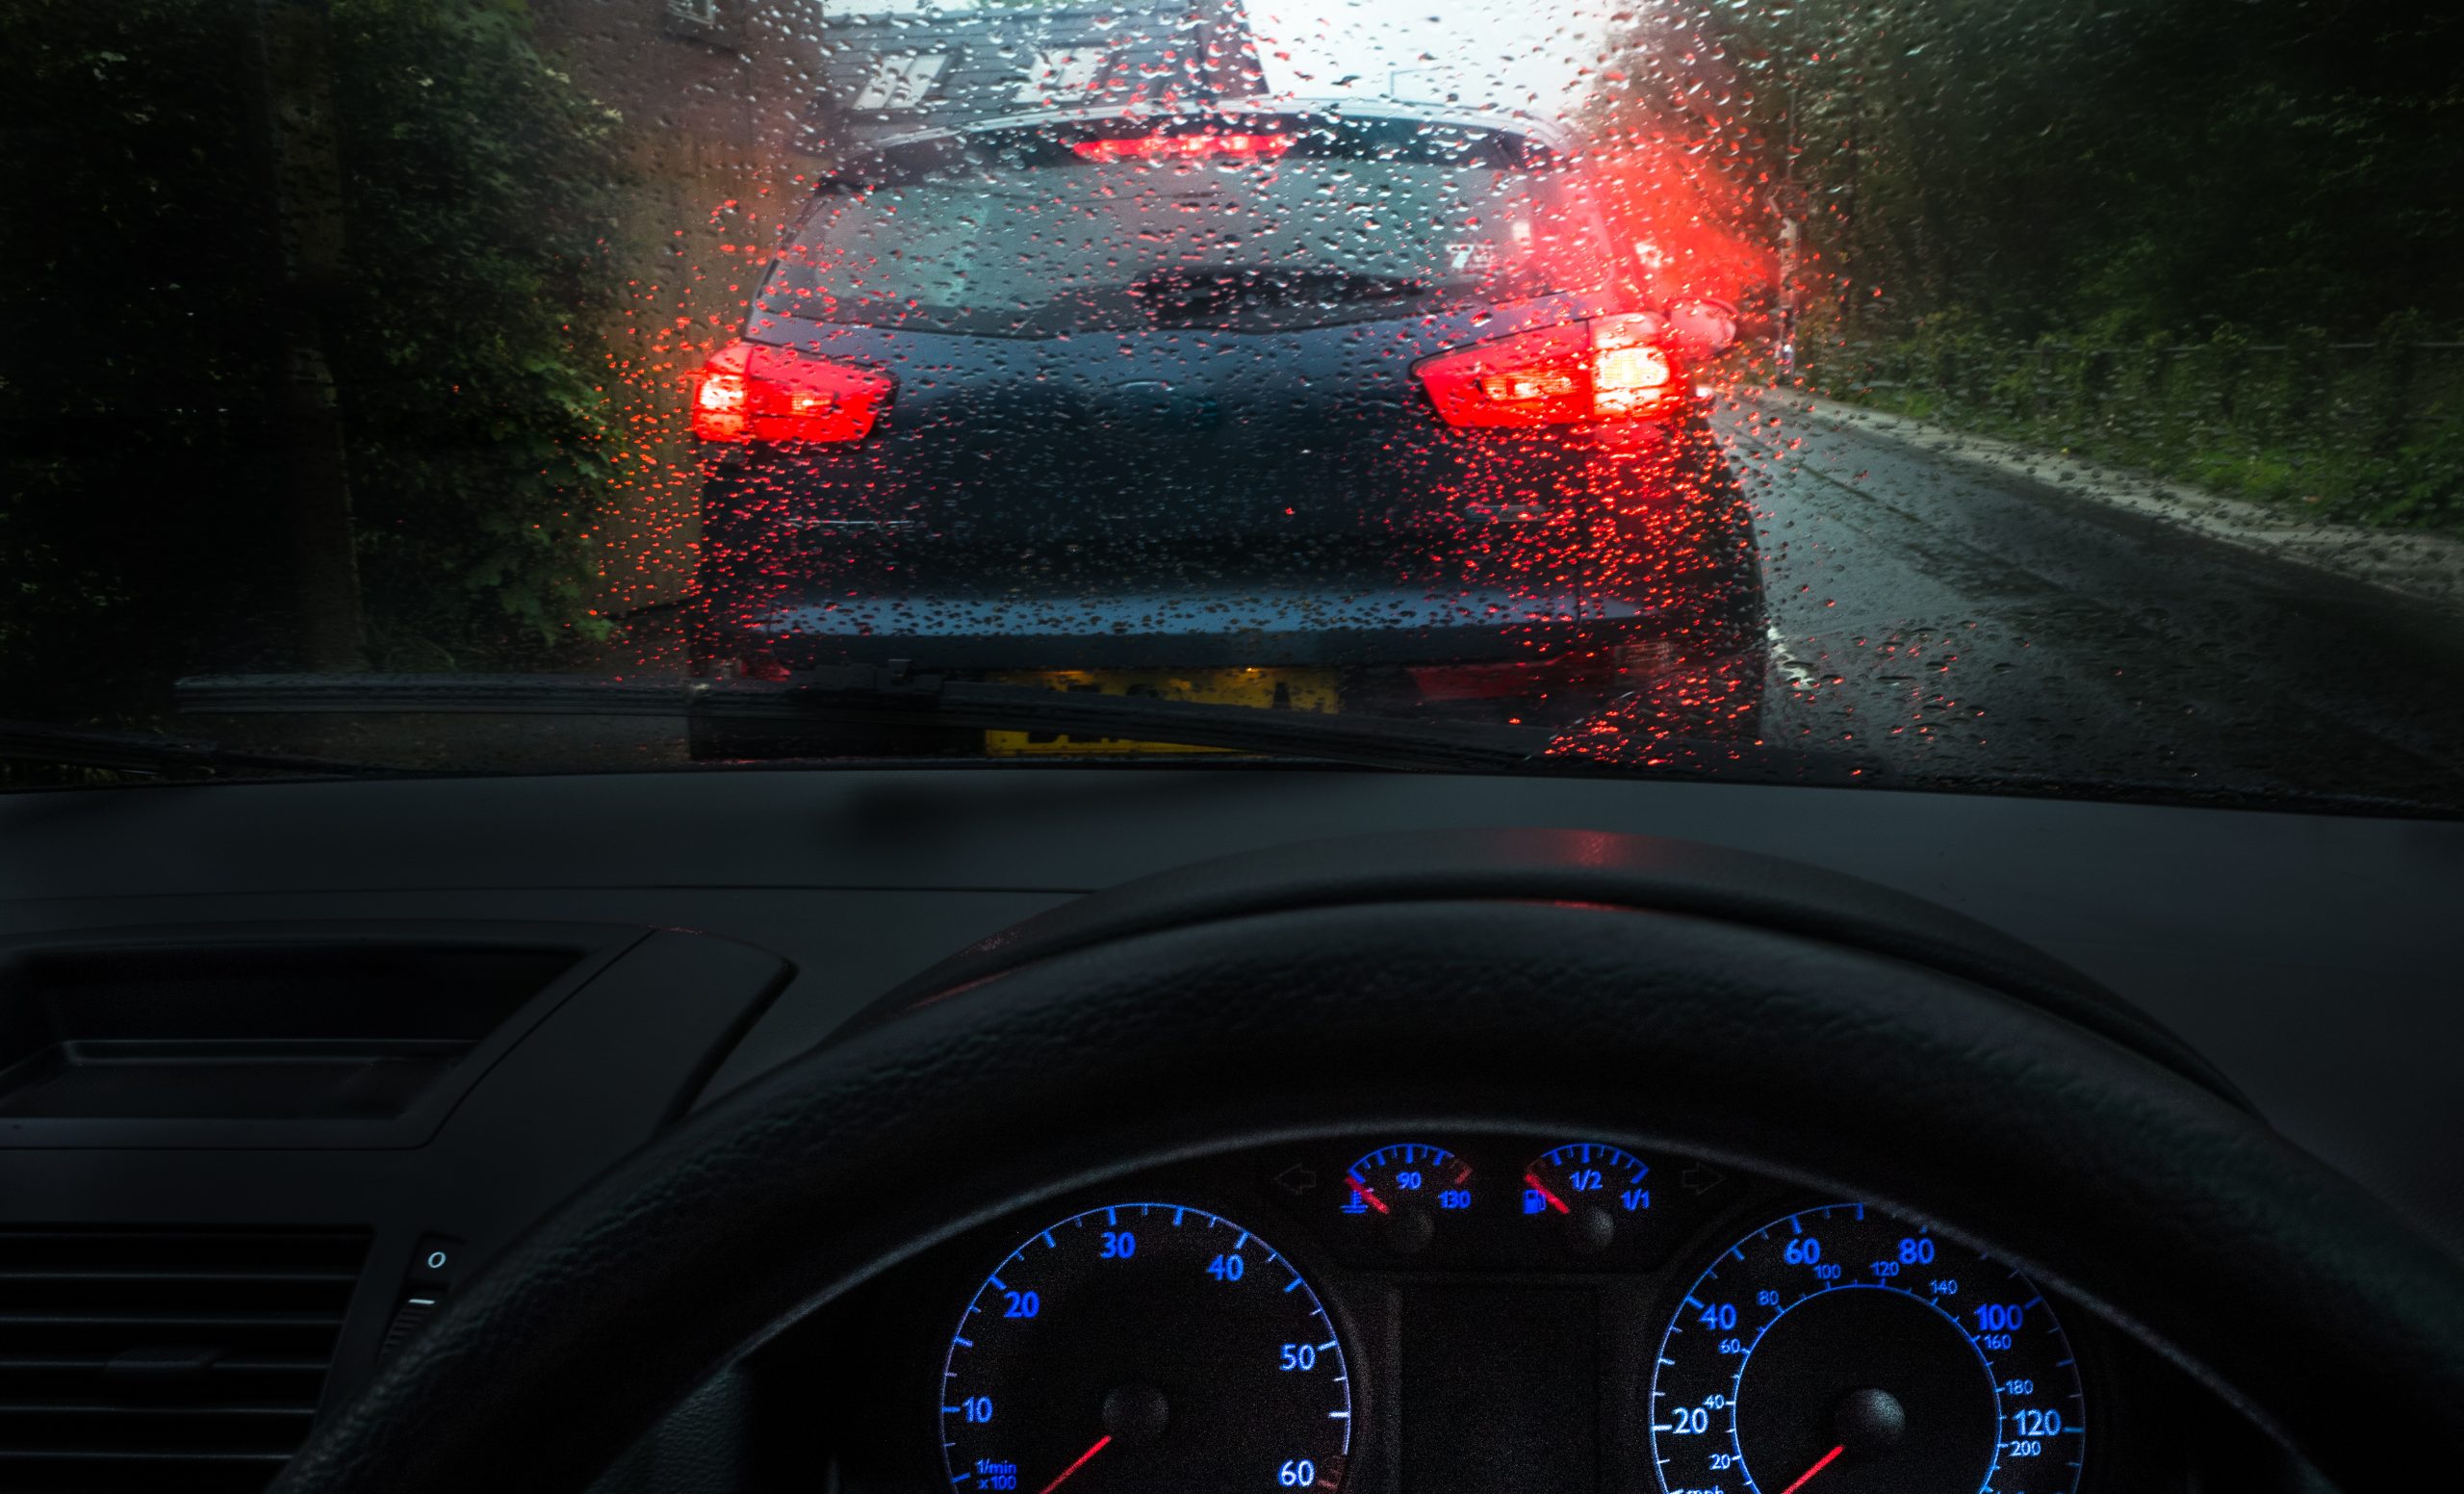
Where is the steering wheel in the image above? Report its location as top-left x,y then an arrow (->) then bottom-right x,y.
271,829 -> 2464,1492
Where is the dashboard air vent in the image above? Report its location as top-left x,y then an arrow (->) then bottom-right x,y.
0,1225 -> 369,1492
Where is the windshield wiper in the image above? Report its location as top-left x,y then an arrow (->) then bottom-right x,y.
724,669 -> 1541,770
0,718 -> 388,780
177,669 -> 1886,783
179,669 -> 1545,772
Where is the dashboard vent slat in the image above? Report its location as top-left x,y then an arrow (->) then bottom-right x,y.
0,1225 -> 368,1492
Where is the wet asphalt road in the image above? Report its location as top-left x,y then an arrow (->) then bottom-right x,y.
1717,402 -> 2464,811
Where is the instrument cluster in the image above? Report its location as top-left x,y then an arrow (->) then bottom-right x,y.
932,1137 -> 2085,1494
749,1133 -> 2275,1494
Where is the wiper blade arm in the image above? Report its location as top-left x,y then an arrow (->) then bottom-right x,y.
173,671 -> 1892,784
0,718 -> 385,779
753,673 -> 1547,770
178,669 -> 1549,772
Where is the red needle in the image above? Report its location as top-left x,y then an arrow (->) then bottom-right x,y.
1036,1434 -> 1113,1494
1774,1444 -> 1846,1494
1346,1174 -> 1391,1215
1523,1172 -> 1572,1215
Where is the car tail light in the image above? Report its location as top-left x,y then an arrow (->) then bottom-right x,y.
1413,314 -> 1683,428
1071,133 -> 1293,163
689,341 -> 893,445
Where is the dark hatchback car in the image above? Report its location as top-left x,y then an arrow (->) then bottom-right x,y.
687,102 -> 1764,757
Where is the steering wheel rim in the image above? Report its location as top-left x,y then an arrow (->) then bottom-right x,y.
271,831 -> 2464,1493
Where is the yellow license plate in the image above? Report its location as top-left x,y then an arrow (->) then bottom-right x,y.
984,668 -> 1340,756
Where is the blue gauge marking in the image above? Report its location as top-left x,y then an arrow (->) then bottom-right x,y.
1648,1202 -> 2085,1494
940,1202 -> 1351,1494
1342,1143 -> 1474,1216
1524,1143 -> 1651,1217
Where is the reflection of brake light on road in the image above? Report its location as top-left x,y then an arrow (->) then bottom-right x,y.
1070,133 -> 1294,162
689,340 -> 895,444
1412,314 -> 1683,428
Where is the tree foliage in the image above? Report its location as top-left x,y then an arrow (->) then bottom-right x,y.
0,0 -> 624,720
328,0 -> 627,667
1591,0 -> 2464,526
1596,0 -> 2464,342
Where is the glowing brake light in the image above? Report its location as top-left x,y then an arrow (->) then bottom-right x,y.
688,340 -> 893,444
1071,133 -> 1293,163
1413,314 -> 1682,428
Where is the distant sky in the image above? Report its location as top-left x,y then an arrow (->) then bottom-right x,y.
1245,0 -> 1617,120
824,0 -> 1622,122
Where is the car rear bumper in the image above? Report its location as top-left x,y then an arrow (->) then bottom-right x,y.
700,582 -> 1754,673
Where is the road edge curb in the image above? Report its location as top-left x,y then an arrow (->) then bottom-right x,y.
1754,390 -> 2464,616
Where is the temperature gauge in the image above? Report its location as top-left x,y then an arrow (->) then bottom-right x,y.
1341,1143 -> 1474,1253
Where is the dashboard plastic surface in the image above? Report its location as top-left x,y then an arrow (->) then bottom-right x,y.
3,768 -> 2453,1253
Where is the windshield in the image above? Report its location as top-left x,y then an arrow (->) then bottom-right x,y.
4,0 -> 2459,811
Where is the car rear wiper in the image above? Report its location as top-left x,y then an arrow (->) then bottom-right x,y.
176,670 -> 1887,783
0,718 -> 389,780
1129,268 -> 1432,325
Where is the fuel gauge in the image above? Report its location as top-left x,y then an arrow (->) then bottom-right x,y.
1521,1143 -> 1653,1254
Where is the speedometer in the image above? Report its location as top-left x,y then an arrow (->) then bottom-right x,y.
1649,1203 -> 2084,1494
941,1202 -> 1352,1494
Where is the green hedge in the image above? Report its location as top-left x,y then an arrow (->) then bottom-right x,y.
1799,316 -> 2464,531
0,0 -> 625,720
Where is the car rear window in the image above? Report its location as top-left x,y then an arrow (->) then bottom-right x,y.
754,115 -> 1618,337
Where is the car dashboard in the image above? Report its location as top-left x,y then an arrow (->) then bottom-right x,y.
714,1135 -> 2285,1494
3,765 -> 2454,1493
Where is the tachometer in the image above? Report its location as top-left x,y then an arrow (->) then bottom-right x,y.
941,1202 -> 1352,1494
1649,1202 -> 2084,1494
